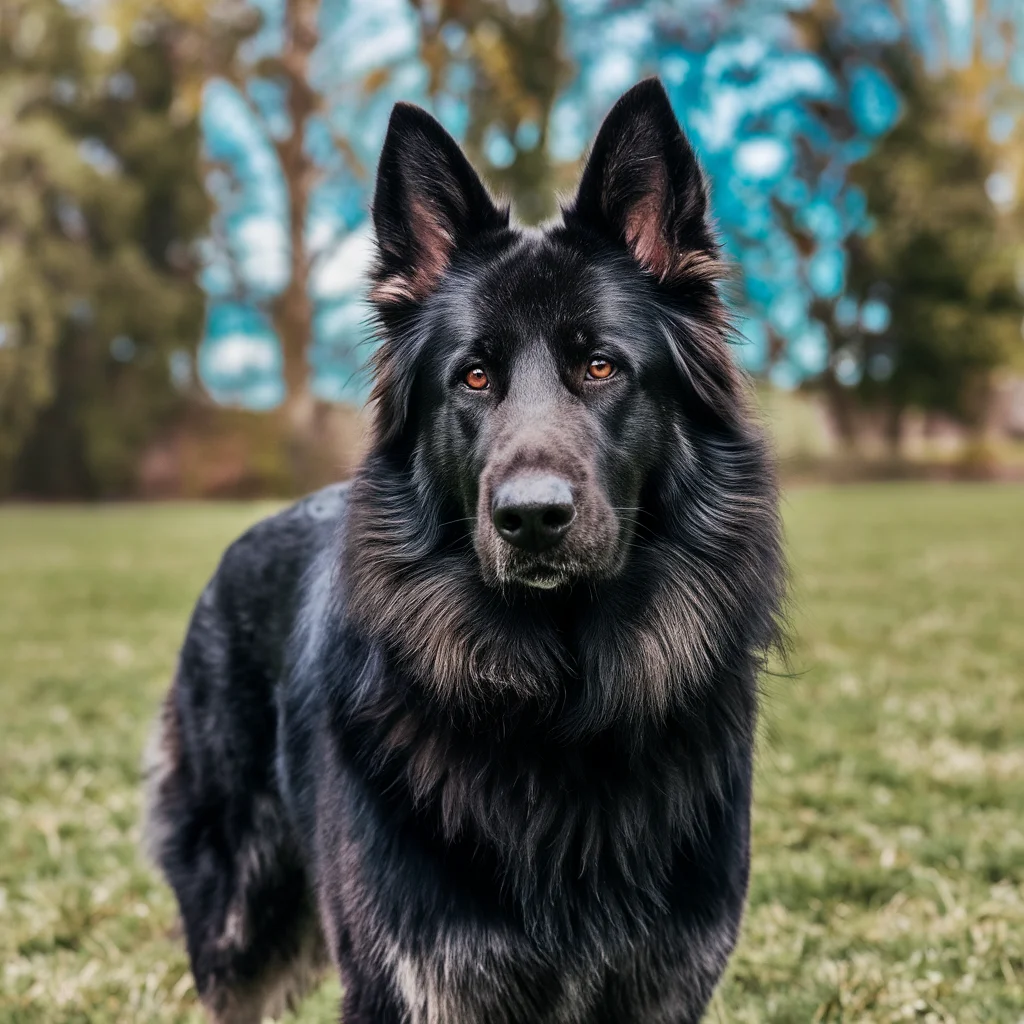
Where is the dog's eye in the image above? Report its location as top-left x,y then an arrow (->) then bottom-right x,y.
464,367 -> 490,390
586,358 -> 615,380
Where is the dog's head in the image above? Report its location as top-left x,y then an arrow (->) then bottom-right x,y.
366,79 -> 743,592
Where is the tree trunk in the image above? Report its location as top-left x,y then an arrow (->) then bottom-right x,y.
275,394 -> 366,494
271,0 -> 322,491
885,402 -> 904,458
822,370 -> 861,455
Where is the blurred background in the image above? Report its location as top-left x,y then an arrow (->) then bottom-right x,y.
3,3 -> 1024,1023
2,0 -> 1024,498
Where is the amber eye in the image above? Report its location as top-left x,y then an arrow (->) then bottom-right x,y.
464,367 -> 489,390
587,357 -> 615,380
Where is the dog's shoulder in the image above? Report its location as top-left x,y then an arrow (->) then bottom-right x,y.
183,482 -> 349,662
215,483 -> 348,591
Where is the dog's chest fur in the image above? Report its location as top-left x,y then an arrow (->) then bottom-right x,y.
366,893 -> 734,1024
301,672 -> 750,1024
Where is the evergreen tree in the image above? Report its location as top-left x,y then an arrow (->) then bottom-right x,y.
792,2 -> 1023,452
846,51 -> 1022,447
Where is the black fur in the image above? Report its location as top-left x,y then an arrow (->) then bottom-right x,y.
144,79 -> 785,1024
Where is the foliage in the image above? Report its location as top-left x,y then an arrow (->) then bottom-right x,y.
2,0 -> 1023,495
190,0 -> 427,490
0,0 -> 211,497
0,0 -> 91,491
193,0 -> 416,413
2,486 -> 1023,1020
846,56 -> 1022,433
797,5 -> 1024,447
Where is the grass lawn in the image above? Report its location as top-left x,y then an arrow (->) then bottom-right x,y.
1,485 -> 1022,1023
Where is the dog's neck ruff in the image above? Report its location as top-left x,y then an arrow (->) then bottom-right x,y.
334,432 -> 782,920
343,430 -> 783,739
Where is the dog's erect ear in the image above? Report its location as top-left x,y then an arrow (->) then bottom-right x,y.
370,103 -> 508,306
565,79 -> 716,283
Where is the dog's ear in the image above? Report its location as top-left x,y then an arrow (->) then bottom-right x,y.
565,79 -> 717,283
370,103 -> 508,306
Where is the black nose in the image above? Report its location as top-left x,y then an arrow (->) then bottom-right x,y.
491,475 -> 576,553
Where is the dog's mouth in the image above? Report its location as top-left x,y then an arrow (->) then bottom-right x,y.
491,550 -> 582,591
514,565 -> 568,590
469,533 -> 565,589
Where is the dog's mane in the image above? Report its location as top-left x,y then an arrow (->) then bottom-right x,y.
331,266 -> 786,920
344,422 -> 782,727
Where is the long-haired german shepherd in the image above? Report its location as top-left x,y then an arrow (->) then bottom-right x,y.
144,79 -> 785,1023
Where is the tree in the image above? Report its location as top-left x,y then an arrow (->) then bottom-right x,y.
842,52 -> 1022,450
192,0 -> 415,489
189,0 -> 570,489
0,0 -> 89,491
782,1 -> 1023,454
0,0 -> 217,497
208,0 -> 326,471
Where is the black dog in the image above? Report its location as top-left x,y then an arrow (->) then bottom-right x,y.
144,79 -> 784,1023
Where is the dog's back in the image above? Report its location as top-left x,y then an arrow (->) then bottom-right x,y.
144,485 -> 348,1023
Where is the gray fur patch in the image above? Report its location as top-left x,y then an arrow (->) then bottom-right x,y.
204,920 -> 329,1024
140,688 -> 181,867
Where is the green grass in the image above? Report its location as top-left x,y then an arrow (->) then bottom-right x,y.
2,486 -> 1023,1023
